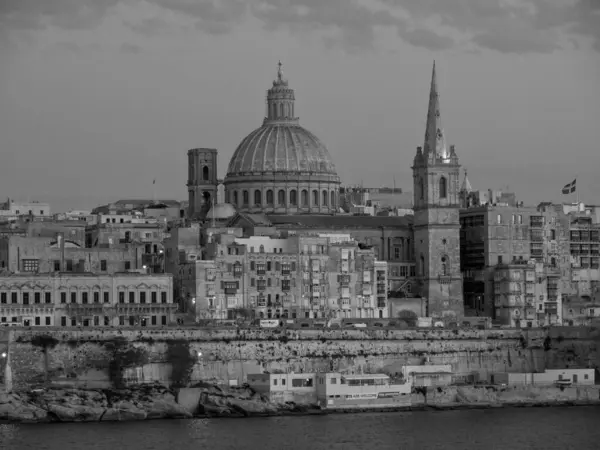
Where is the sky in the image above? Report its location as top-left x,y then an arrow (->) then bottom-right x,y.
0,0 -> 599,213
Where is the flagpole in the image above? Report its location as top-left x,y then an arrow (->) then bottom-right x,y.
152,179 -> 156,204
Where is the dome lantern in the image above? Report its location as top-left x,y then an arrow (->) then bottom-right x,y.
264,61 -> 298,125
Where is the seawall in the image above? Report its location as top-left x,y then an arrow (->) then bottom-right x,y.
2,326 -> 599,391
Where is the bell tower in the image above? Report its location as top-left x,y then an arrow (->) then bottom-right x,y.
412,62 -> 464,322
187,148 -> 218,219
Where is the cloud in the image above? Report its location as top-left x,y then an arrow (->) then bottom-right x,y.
1,0 -> 599,54
120,42 -> 143,53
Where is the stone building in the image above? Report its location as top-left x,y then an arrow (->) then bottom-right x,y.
0,235 -> 144,274
223,62 -> 341,215
0,272 -> 175,327
178,232 -> 387,320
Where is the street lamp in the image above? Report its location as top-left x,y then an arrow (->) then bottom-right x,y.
1,352 -> 7,358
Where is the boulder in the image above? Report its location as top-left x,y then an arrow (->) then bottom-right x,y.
141,399 -> 193,420
101,402 -> 147,421
0,400 -> 48,422
46,403 -> 106,422
227,398 -> 279,416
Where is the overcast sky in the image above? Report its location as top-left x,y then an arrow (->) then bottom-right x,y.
1,0 -> 599,212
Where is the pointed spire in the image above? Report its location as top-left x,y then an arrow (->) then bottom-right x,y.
461,169 -> 473,193
424,60 -> 449,160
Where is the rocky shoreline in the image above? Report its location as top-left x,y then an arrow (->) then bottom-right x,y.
1,384 -> 599,424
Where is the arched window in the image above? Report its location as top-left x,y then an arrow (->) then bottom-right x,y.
242,190 -> 249,206
301,189 -> 308,206
290,190 -> 297,205
278,189 -> 286,205
330,191 -> 335,208
233,191 -> 238,206
279,103 -> 284,117
420,254 -> 425,276
254,189 -> 262,206
322,190 -> 328,206
550,257 -> 556,267
266,190 -> 274,205
441,255 -> 448,276
312,190 -> 319,206
439,177 -> 447,198
419,178 -> 425,200
202,166 -> 209,181
259,245 -> 265,254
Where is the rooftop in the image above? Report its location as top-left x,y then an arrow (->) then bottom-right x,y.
267,214 -> 412,229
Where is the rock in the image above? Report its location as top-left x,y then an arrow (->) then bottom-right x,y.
227,398 -> 279,416
46,403 -> 106,422
0,393 -> 11,404
101,402 -> 147,421
0,400 -> 48,422
141,399 -> 193,420
200,404 -> 233,417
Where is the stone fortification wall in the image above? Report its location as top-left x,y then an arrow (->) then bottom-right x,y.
3,327 -> 599,391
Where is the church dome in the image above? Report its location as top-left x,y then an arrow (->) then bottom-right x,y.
224,62 -> 340,215
226,124 -> 338,175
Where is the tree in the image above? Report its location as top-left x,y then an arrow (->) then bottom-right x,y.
397,309 -> 418,327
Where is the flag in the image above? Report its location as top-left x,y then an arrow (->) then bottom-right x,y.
562,179 -> 576,195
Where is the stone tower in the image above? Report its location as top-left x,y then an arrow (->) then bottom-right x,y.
187,148 -> 218,219
412,62 -> 464,321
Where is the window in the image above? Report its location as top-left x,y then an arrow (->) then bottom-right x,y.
61,317 -> 67,326
322,190 -> 328,206
54,260 -> 61,271
550,229 -> 556,240
94,292 -> 100,303
66,259 -> 73,271
497,255 -> 503,264
439,177 -> 447,198
35,317 -> 40,326
243,190 -> 249,205
82,292 -> 88,304
161,315 -> 167,325
119,292 -> 125,303
125,261 -> 131,270
23,292 -> 30,305
151,291 -> 157,303
266,190 -> 274,205
45,292 -> 51,304
301,189 -> 308,207
290,189 -> 297,206
254,189 -> 262,206
129,292 -> 135,303
161,292 -> 167,303
34,292 -> 41,304
497,214 -> 502,224
291,378 -> 313,388
278,189 -> 286,205
0,293 -> 5,304
202,165 -> 209,181
233,191 -> 238,205
140,292 -> 146,304
104,292 -> 109,303
22,259 -> 39,272
45,317 -> 51,326
101,260 -> 107,271
312,190 -> 319,206
518,215 -> 522,224
11,292 -> 17,304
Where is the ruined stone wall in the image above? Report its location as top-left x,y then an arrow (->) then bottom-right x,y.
5,326 -> 599,391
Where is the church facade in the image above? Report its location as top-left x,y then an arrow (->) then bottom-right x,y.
185,62 -> 465,322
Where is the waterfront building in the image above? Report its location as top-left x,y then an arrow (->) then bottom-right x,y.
179,232 -> 388,320
0,235 -> 144,274
0,272 -> 175,327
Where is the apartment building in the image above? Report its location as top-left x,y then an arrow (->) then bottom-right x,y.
179,232 -> 388,321
460,204 -> 569,322
0,272 -> 175,327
